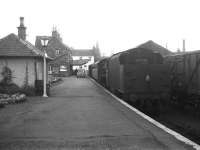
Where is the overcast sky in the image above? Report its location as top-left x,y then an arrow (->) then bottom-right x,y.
0,0 -> 200,56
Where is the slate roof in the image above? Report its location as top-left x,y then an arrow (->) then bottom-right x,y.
0,33 -> 51,59
71,49 -> 94,56
136,40 -> 173,56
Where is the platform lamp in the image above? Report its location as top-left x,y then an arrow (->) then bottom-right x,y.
41,39 -> 49,97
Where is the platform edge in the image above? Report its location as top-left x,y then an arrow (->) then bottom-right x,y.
89,77 -> 200,150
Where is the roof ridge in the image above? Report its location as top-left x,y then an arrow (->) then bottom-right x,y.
137,40 -> 172,51
36,36 -> 52,39
0,33 -> 16,43
72,49 -> 93,51
149,40 -> 169,50
136,40 -> 152,48
18,38 -> 44,57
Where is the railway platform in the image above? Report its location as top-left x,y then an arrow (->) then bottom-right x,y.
0,76 -> 199,150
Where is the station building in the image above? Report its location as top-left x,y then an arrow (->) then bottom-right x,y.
0,17 -> 52,88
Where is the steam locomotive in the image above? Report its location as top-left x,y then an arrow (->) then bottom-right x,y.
89,47 -> 171,113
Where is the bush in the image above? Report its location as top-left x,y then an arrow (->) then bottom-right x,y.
0,83 -> 21,94
0,84 -> 36,96
1,66 -> 12,85
0,66 -> 21,94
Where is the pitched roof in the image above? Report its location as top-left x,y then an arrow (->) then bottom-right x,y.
0,33 -> 51,59
36,36 -> 69,49
35,36 -> 52,49
136,40 -> 173,56
71,49 -> 94,56
35,36 -> 70,59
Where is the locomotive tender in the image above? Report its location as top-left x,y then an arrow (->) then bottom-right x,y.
90,47 -> 171,112
165,50 -> 200,110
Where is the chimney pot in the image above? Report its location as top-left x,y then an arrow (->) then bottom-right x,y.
20,17 -> 24,25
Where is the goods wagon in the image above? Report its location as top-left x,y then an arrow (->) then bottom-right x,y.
108,48 -> 170,110
97,58 -> 109,88
165,51 -> 200,109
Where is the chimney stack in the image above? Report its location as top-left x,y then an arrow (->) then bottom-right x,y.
17,17 -> 26,40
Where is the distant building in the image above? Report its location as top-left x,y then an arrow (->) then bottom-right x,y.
0,17 -> 52,87
137,40 -> 173,56
72,49 -> 94,71
71,43 -> 101,71
35,28 -> 72,76
93,42 -> 101,62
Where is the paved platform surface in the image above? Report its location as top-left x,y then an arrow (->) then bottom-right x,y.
0,77 -> 196,150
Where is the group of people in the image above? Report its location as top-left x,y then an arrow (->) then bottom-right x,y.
74,67 -> 86,78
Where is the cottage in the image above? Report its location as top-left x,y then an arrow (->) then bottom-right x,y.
0,17 -> 51,89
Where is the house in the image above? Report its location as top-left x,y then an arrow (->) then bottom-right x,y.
137,40 -> 173,56
71,43 -> 101,71
48,54 -> 73,77
35,28 -> 73,76
0,17 -> 51,89
72,49 -> 94,71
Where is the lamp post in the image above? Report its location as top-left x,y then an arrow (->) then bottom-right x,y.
41,39 -> 49,97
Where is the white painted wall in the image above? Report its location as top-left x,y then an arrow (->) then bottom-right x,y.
0,57 -> 45,87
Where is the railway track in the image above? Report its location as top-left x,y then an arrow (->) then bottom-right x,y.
128,101 -> 200,145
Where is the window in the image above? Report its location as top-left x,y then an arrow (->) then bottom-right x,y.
56,50 -> 60,55
60,65 -> 67,71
